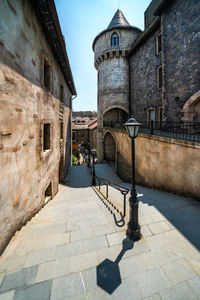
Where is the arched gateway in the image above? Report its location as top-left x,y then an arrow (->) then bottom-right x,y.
104,132 -> 116,162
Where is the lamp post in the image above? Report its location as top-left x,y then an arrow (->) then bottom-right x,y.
91,149 -> 96,186
123,117 -> 142,241
87,129 -> 90,167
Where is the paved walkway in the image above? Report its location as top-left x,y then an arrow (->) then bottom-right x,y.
0,164 -> 200,299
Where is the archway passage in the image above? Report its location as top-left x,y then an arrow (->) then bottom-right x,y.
103,108 -> 128,129
182,90 -> 200,121
104,132 -> 116,162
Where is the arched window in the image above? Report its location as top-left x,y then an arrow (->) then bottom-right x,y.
111,33 -> 119,46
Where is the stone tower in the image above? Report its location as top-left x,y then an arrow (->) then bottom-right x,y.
93,10 -> 141,163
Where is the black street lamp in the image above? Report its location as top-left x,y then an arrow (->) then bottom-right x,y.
87,129 -> 91,168
91,149 -> 96,186
123,117 -> 142,241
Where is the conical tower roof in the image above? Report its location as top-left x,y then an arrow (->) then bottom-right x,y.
107,9 -> 130,29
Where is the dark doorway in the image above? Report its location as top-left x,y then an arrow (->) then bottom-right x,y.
59,155 -> 64,182
45,182 -> 52,203
104,132 -> 116,162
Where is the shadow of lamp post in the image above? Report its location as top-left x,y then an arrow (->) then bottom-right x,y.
97,237 -> 134,294
123,117 -> 142,241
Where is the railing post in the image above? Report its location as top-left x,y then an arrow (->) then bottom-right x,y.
106,184 -> 108,198
123,194 -> 126,217
92,157 -> 96,186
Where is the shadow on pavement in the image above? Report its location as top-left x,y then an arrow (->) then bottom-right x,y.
137,186 -> 200,251
64,164 -> 200,252
92,187 -> 125,227
96,237 -> 134,294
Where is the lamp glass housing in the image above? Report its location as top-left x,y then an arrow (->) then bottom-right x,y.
124,118 -> 142,139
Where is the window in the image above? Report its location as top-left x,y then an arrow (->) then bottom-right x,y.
111,33 -> 119,46
156,33 -> 162,54
43,58 -> 51,90
72,131 -> 76,141
60,84 -> 64,102
147,108 -> 155,122
60,122 -> 63,140
43,123 -> 51,151
158,107 -> 163,124
157,66 -> 162,89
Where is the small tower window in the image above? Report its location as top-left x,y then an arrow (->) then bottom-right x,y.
111,33 -> 119,46
156,33 -> 162,54
157,66 -> 163,89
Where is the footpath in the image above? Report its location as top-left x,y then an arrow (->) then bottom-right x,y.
0,164 -> 200,299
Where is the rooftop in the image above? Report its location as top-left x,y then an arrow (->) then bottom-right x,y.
107,9 -> 130,30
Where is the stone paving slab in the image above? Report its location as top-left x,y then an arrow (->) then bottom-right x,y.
0,164 -> 200,299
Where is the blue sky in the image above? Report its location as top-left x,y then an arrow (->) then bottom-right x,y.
55,0 -> 152,111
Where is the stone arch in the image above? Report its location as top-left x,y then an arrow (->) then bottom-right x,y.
103,130 -> 117,162
103,105 -> 129,116
181,90 -> 200,121
103,106 -> 129,128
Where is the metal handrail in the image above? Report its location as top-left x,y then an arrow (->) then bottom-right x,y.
93,175 -> 129,217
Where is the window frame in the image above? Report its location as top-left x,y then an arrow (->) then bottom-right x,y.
157,65 -> 163,90
40,120 -> 52,157
147,107 -> 156,123
111,32 -> 119,47
156,32 -> 162,55
43,57 -> 52,92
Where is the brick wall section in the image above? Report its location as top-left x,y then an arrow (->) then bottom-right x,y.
130,26 -> 162,122
162,0 -> 200,121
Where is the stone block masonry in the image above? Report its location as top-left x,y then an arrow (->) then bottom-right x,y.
111,129 -> 200,200
0,0 -> 76,255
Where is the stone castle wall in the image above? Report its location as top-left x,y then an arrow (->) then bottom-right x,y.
94,29 -> 140,62
161,0 -> 200,121
0,0 -> 72,254
130,26 -> 162,122
129,0 -> 200,122
109,129 -> 200,200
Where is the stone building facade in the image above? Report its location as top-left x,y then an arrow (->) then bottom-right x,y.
72,117 -> 97,150
93,0 -> 200,166
128,0 -> 200,123
0,0 -> 76,254
93,10 -> 141,163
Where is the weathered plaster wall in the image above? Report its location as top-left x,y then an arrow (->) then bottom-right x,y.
0,0 -> 72,254
110,129 -> 200,200
161,0 -> 200,121
130,26 -> 162,122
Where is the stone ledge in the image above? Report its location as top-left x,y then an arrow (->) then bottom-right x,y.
139,132 -> 200,149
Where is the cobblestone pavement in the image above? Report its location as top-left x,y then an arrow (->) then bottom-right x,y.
0,164 -> 200,299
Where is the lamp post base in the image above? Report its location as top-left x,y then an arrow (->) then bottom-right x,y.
126,222 -> 142,241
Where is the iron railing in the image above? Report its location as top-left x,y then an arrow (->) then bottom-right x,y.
103,119 -> 200,143
103,120 -> 126,131
139,121 -> 200,143
93,175 -> 129,218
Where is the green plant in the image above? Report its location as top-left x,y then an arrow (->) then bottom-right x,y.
72,154 -> 77,165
